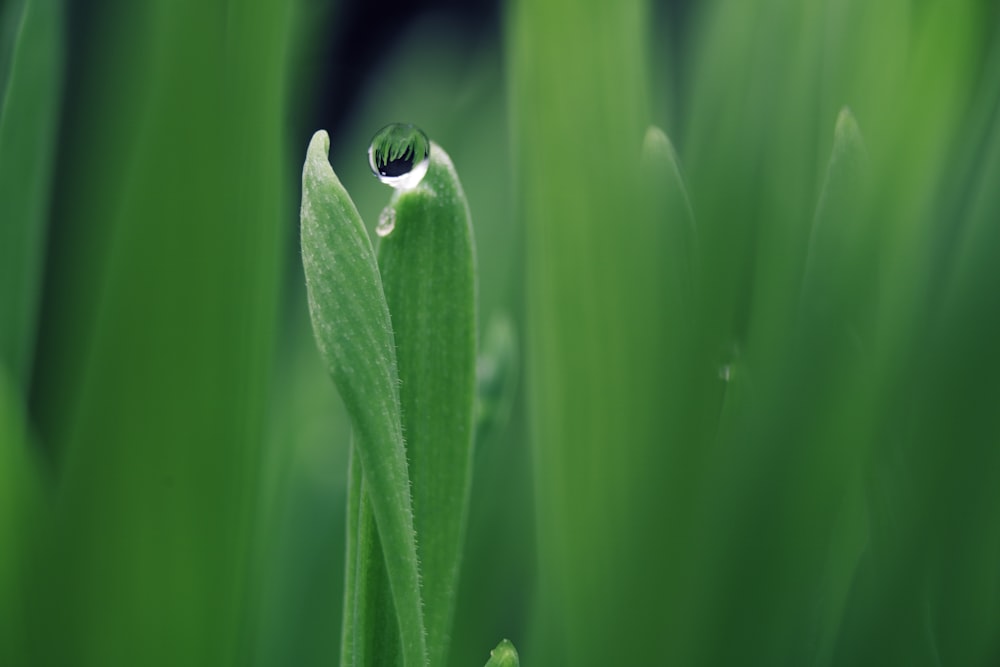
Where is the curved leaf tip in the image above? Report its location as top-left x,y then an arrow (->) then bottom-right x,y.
300,129 -> 428,667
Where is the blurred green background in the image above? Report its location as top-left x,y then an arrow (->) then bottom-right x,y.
2,0 -> 999,665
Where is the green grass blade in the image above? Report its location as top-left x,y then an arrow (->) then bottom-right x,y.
484,639 -> 520,667
0,0 -> 62,387
342,446 -> 404,667
350,472 -> 405,666
249,292 -> 352,667
300,130 -> 427,667
0,368 -> 40,666
510,0 -> 707,662
893,60 -> 1000,666
474,313 -> 518,450
793,108 -> 872,667
639,125 -> 698,320
799,107 -> 871,343
340,449 -> 361,666
27,2 -> 294,663
377,142 -> 477,667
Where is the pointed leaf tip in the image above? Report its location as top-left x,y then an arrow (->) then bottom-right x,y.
485,639 -> 520,667
832,107 -> 868,169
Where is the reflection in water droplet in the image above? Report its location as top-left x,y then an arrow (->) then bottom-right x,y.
368,123 -> 430,190
376,206 -> 397,237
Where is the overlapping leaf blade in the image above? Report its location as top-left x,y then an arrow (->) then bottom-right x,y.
300,130 -> 427,667
377,143 -> 477,667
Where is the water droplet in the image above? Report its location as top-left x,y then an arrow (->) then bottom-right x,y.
368,123 -> 430,190
376,206 -> 396,237
717,342 -> 740,383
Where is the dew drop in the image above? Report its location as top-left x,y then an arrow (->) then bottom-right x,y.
376,206 -> 397,237
717,343 -> 740,383
368,123 -> 430,190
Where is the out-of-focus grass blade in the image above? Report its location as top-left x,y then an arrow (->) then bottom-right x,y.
474,313 -> 517,450
893,58 -> 1000,666
832,6 -> 993,664
0,0 -> 62,388
683,106 -> 875,667
377,142 -> 477,667
683,0 -> 823,363
301,130 -> 426,667
510,0 -> 717,662
799,107 -> 871,342
251,320 -> 351,667
483,639 -> 520,667
635,124 -> 725,666
28,2 -> 292,664
0,369 -> 40,666
639,126 -> 698,316
795,108 -> 872,667
865,2 -> 981,355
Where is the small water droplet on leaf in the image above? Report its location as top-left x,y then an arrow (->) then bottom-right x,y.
368,123 -> 430,190
376,206 -> 397,237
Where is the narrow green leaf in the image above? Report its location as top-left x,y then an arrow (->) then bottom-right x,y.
0,0 -> 62,387
377,141 -> 477,667
484,639 -> 520,667
736,108 -> 871,667
897,57 -> 1000,666
639,124 -> 699,325
350,469 -> 405,667
340,448 -> 361,666
509,0 -> 667,661
342,444 -> 405,667
28,3 -> 292,665
474,313 -> 518,449
798,107 -> 872,350
0,368 -> 40,666
634,124 -> 724,662
300,130 -> 427,667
